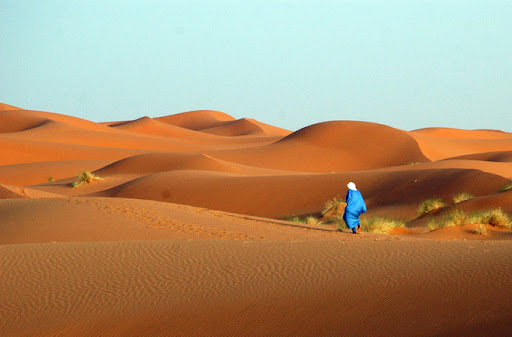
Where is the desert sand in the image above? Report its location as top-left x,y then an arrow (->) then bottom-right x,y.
1,102 -> 512,336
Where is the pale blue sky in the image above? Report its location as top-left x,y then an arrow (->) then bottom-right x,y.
1,1 -> 511,131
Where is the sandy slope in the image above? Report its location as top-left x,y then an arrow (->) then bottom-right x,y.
2,239 -> 511,336
1,102 -> 512,336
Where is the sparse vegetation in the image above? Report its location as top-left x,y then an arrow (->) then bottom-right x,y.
445,209 -> 471,227
305,216 -> 323,226
470,209 -> 512,229
359,216 -> 406,234
71,170 -> 103,188
498,182 -> 512,193
321,197 -> 346,216
453,192 -> 474,204
427,208 -> 512,232
285,216 -> 324,226
408,161 -> 422,165
471,224 -> 489,236
48,177 -> 54,182
417,198 -> 447,216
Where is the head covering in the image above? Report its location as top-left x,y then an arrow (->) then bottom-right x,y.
347,182 -> 357,191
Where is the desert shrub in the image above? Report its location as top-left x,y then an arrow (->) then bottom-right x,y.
470,209 -> 512,229
359,217 -> 406,234
471,224 -> 489,236
71,170 -> 103,188
48,177 -> 54,182
417,198 -> 447,216
321,197 -> 346,216
408,161 -> 421,165
453,192 -> 474,204
498,182 -> 512,193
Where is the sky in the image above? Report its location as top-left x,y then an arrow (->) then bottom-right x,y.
1,0 -> 511,132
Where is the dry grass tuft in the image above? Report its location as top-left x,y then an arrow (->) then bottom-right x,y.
359,217 -> 406,234
285,216 -> 323,226
498,182 -> 512,193
305,216 -> 324,226
321,197 -> 346,216
417,198 -> 446,216
71,170 -> 103,188
453,192 -> 474,204
471,224 -> 489,236
470,209 -> 512,229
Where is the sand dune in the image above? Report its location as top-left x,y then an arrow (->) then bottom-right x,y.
1,101 -> 512,336
89,167 -> 509,220
154,109 -> 237,130
0,184 -> 25,199
209,121 -> 430,172
0,102 -> 21,111
410,127 -> 512,161
201,117 -> 291,136
0,160 -> 112,186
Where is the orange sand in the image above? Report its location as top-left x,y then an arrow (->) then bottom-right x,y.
1,103 -> 512,336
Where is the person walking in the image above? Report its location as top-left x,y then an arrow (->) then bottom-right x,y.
342,182 -> 367,234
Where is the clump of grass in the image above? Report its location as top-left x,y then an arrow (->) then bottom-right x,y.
417,198 -> 447,217
471,224 -> 489,236
71,170 -> 103,188
427,218 -> 443,232
427,208 -> 512,232
470,209 -> 512,229
285,216 -> 302,223
427,210 -> 469,231
285,216 -> 323,226
321,197 -> 346,216
444,209 -> 470,227
408,161 -> 421,165
359,216 -> 406,234
498,182 -> 512,193
453,192 -> 474,204
48,177 -> 54,182
305,216 -> 323,226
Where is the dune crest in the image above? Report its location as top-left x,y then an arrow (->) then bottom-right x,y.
154,109 -> 236,130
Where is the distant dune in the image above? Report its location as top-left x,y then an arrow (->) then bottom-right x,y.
1,101 -> 511,336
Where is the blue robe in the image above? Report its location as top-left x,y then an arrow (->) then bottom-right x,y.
343,189 -> 367,229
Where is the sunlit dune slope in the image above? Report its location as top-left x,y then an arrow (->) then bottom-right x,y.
0,184 -> 25,199
0,102 -> 22,111
210,121 -> 429,172
410,127 -> 512,161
